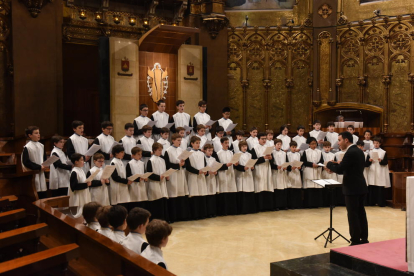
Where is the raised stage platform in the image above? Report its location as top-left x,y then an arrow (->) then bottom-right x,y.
271,238 -> 413,276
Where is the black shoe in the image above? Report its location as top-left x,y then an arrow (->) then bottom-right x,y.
360,240 -> 369,244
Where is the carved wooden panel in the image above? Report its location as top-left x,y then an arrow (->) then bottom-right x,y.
365,61 -> 384,107
390,60 -> 410,132
341,63 -> 359,102
269,65 -> 287,130
228,66 -> 243,127
291,66 -> 310,129
247,69 -> 266,128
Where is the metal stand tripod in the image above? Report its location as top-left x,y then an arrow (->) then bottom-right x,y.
315,184 -> 350,248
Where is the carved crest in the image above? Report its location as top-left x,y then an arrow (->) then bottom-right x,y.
147,63 -> 168,103
318,4 -> 332,19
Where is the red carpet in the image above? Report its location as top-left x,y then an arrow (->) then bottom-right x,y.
331,238 -> 407,272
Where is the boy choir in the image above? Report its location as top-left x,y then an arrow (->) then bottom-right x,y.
24,103 -> 392,226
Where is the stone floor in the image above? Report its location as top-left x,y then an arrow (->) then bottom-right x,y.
162,206 -> 406,276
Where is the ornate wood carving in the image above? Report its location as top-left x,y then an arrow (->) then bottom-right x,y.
20,0 -> 53,18
317,3 -> 332,19
173,0 -> 188,23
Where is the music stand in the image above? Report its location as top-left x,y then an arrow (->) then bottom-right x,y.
313,180 -> 350,248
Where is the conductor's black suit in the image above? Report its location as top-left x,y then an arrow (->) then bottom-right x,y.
327,144 -> 368,245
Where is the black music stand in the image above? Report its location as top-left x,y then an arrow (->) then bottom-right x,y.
314,181 -> 350,248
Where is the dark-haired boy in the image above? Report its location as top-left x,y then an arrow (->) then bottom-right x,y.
172,100 -> 191,136
141,219 -> 172,270
134,104 -> 152,139
212,126 -> 225,153
347,125 -> 359,145
218,107 -> 234,145
127,147 -> 149,209
120,123 -> 137,165
193,100 -> 212,140
69,153 -> 91,218
108,205 -> 128,243
66,120 -> 91,174
121,207 -> 151,254
94,121 -> 115,166
110,145 -> 132,205
326,121 -> 339,152
96,206 -> 116,241
292,125 -> 306,154
246,127 -> 259,151
49,135 -> 72,197
232,130 -> 245,154
157,127 -> 170,155
137,125 -> 155,167
151,100 -> 170,141
83,201 -> 102,231
22,126 -> 48,198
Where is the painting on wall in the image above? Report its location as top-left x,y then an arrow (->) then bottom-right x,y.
225,0 -> 295,10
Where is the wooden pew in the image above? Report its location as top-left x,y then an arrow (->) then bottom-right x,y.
34,197 -> 175,276
0,243 -> 79,276
0,208 -> 26,225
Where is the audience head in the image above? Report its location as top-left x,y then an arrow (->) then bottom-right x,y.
145,219 -> 173,248
127,207 -> 151,234
108,205 -> 128,231
96,206 -> 112,228
83,202 -> 102,224
336,115 -> 344,122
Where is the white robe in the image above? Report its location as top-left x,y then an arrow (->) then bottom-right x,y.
363,151 -> 369,185
212,137 -> 222,153
196,135 -> 207,149
141,245 -> 167,270
157,138 -> 170,156
326,132 -> 339,148
68,133 -> 90,174
165,146 -> 189,197
134,116 -> 151,139
121,135 -> 137,166
186,149 -> 208,196
22,141 -> 47,192
89,166 -> 110,206
205,156 -> 218,195
180,137 -> 189,150
120,232 -> 147,255
193,112 -> 212,140
287,152 -> 302,189
252,144 -> 273,193
309,129 -> 323,149
321,152 -> 337,180
138,136 -> 154,168
352,134 -> 359,145
218,118 -> 234,145
49,147 -> 70,190
98,227 -> 116,241
217,150 -> 237,193
233,140 -> 242,153
173,112 -> 191,136
152,111 -> 170,141
265,140 -> 274,148
97,133 -> 115,166
363,140 -> 374,150
276,134 -> 291,151
235,152 -> 255,192
302,148 -> 323,189
368,148 -> 391,187
113,230 -> 127,244
110,158 -> 130,205
128,159 -> 148,202
69,167 -> 91,218
292,135 -> 306,155
147,155 -> 169,200
246,136 -> 259,151
272,150 -> 290,189
87,221 -> 100,232
334,151 -> 345,183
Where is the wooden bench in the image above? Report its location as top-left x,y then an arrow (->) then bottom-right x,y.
34,196 -> 175,276
0,243 -> 79,276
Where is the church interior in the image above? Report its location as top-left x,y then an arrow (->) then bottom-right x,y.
0,0 -> 414,275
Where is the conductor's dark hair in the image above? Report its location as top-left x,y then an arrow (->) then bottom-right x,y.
72,120 -> 84,129
198,100 -> 207,107
306,136 -> 317,144
216,126 -> 224,132
279,124 -> 289,134
112,145 -> 125,156
222,107 -> 231,113
297,125 -> 305,131
364,130 -> 373,136
373,136 -> 382,144
83,202 -> 102,224
313,120 -> 321,125
139,104 -> 148,110
220,137 -> 229,144
145,219 -> 173,247
101,121 -> 113,129
257,132 -> 267,139
70,153 -> 84,164
327,121 -> 335,127
339,131 -> 353,143
96,206 -> 112,228
25,126 -> 39,137
356,140 -> 364,147
108,205 -> 128,229
127,207 -> 151,231
176,100 -> 185,106
51,135 -> 64,144
124,123 -> 134,130
156,100 -> 165,106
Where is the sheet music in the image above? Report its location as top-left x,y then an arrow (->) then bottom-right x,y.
299,143 -> 309,151
210,161 -> 224,173
85,170 -> 100,183
84,144 -> 101,157
225,123 -> 237,132
184,125 -> 193,133
42,155 -> 60,167
312,179 -> 341,187
164,123 -> 175,129
145,120 -> 156,127
364,143 -> 371,151
161,168 -> 176,177
177,150 -> 192,161
370,151 -> 379,161
199,166 -> 212,173
281,162 -> 291,169
100,165 -> 116,179
332,141 -> 339,150
316,131 -> 327,141
128,174 -> 141,181
291,160 -> 303,167
109,141 -> 121,153
230,152 -> 243,164
262,146 -> 274,156
245,159 -> 258,168
205,120 -> 217,127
